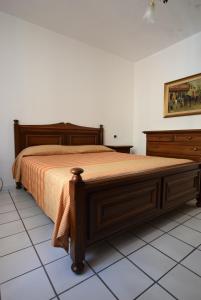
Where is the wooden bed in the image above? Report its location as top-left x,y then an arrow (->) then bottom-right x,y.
13,120 -> 201,274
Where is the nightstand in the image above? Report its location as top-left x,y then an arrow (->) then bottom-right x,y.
106,145 -> 133,153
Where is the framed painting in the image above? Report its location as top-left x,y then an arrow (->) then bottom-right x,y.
164,73 -> 201,117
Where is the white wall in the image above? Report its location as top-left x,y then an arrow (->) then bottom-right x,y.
0,12 -> 134,186
133,31 -> 201,155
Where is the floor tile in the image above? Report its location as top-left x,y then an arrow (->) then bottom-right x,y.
35,240 -> 67,265
169,224 -> 201,247
0,203 -> 16,214
182,249 -> 201,276
0,192 -> 12,202
99,258 -> 153,300
132,224 -> 163,243
11,192 -> 34,203
1,267 -> 55,300
59,275 -> 116,300
151,234 -> 193,261
15,199 -> 37,210
13,196 -> 35,205
194,212 -> 201,220
0,211 -> 20,225
28,223 -> 54,244
137,284 -> 174,300
159,265 -> 201,300
108,232 -> 146,255
0,247 -> 41,283
179,205 -> 201,217
0,199 -> 13,207
0,220 -> 24,238
186,199 -> 197,206
23,214 -> 52,230
150,216 -> 178,232
0,231 -> 31,256
184,217 -> 201,233
86,241 -> 123,272
45,256 -> 94,293
128,245 -> 176,280
18,206 -> 43,219
166,210 -> 191,224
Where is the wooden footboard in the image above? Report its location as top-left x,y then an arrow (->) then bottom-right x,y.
69,163 -> 200,273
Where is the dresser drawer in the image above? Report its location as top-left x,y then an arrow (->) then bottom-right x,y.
147,134 -> 174,142
147,142 -> 201,157
174,134 -> 201,143
144,130 -> 201,162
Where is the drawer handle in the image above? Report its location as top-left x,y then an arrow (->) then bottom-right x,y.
186,136 -> 192,140
193,147 -> 198,151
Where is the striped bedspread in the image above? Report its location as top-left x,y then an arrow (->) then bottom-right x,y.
12,145 -> 192,250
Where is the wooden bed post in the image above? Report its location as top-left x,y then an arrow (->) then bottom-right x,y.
196,165 -> 201,207
69,167 -> 86,274
14,120 -> 22,189
14,119 -> 20,157
100,124 -> 104,145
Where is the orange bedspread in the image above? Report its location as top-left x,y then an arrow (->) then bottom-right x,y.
13,145 -> 192,251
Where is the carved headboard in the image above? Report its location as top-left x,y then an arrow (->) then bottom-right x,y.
14,120 -> 103,157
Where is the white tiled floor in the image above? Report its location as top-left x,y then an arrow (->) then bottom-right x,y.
1,189 -> 201,300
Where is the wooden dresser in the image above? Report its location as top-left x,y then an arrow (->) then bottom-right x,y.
144,129 -> 201,162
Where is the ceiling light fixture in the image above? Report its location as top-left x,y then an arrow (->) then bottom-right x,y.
143,0 -> 169,24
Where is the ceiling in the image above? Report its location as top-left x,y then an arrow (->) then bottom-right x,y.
0,0 -> 201,61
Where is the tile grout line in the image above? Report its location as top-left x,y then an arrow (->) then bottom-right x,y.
21,212 -> 44,220
0,245 -> 33,258
0,218 -> 21,226
0,237 -> 62,259
149,212 -> 201,237
0,210 -> 17,214
1,201 -> 122,298
57,273 -> 96,299
23,221 -> 53,232
126,233 -> 201,284
84,261 -> 120,300
3,191 -> 201,299
0,266 -> 42,285
106,239 -> 178,300
127,225 -> 201,279
149,214 -> 201,249
135,207 -> 201,249
8,190 -> 59,298
103,206 -> 201,299
0,230 -> 26,240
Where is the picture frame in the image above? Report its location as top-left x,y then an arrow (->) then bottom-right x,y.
164,73 -> 201,118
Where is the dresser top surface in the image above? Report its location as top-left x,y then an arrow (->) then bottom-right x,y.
143,129 -> 201,134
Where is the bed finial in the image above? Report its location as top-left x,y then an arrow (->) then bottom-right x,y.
99,124 -> 104,145
71,168 -> 84,182
14,119 -> 19,125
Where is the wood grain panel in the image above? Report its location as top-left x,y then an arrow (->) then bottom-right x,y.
69,135 -> 97,145
147,134 -> 174,142
162,170 -> 200,209
88,179 -> 161,239
25,135 -> 63,146
147,142 -> 201,157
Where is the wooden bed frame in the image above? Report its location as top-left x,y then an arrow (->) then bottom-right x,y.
14,120 -> 201,274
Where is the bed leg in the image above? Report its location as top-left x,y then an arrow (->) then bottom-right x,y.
69,167 -> 86,274
196,168 -> 201,207
16,182 -> 22,189
196,195 -> 201,207
71,257 -> 85,274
